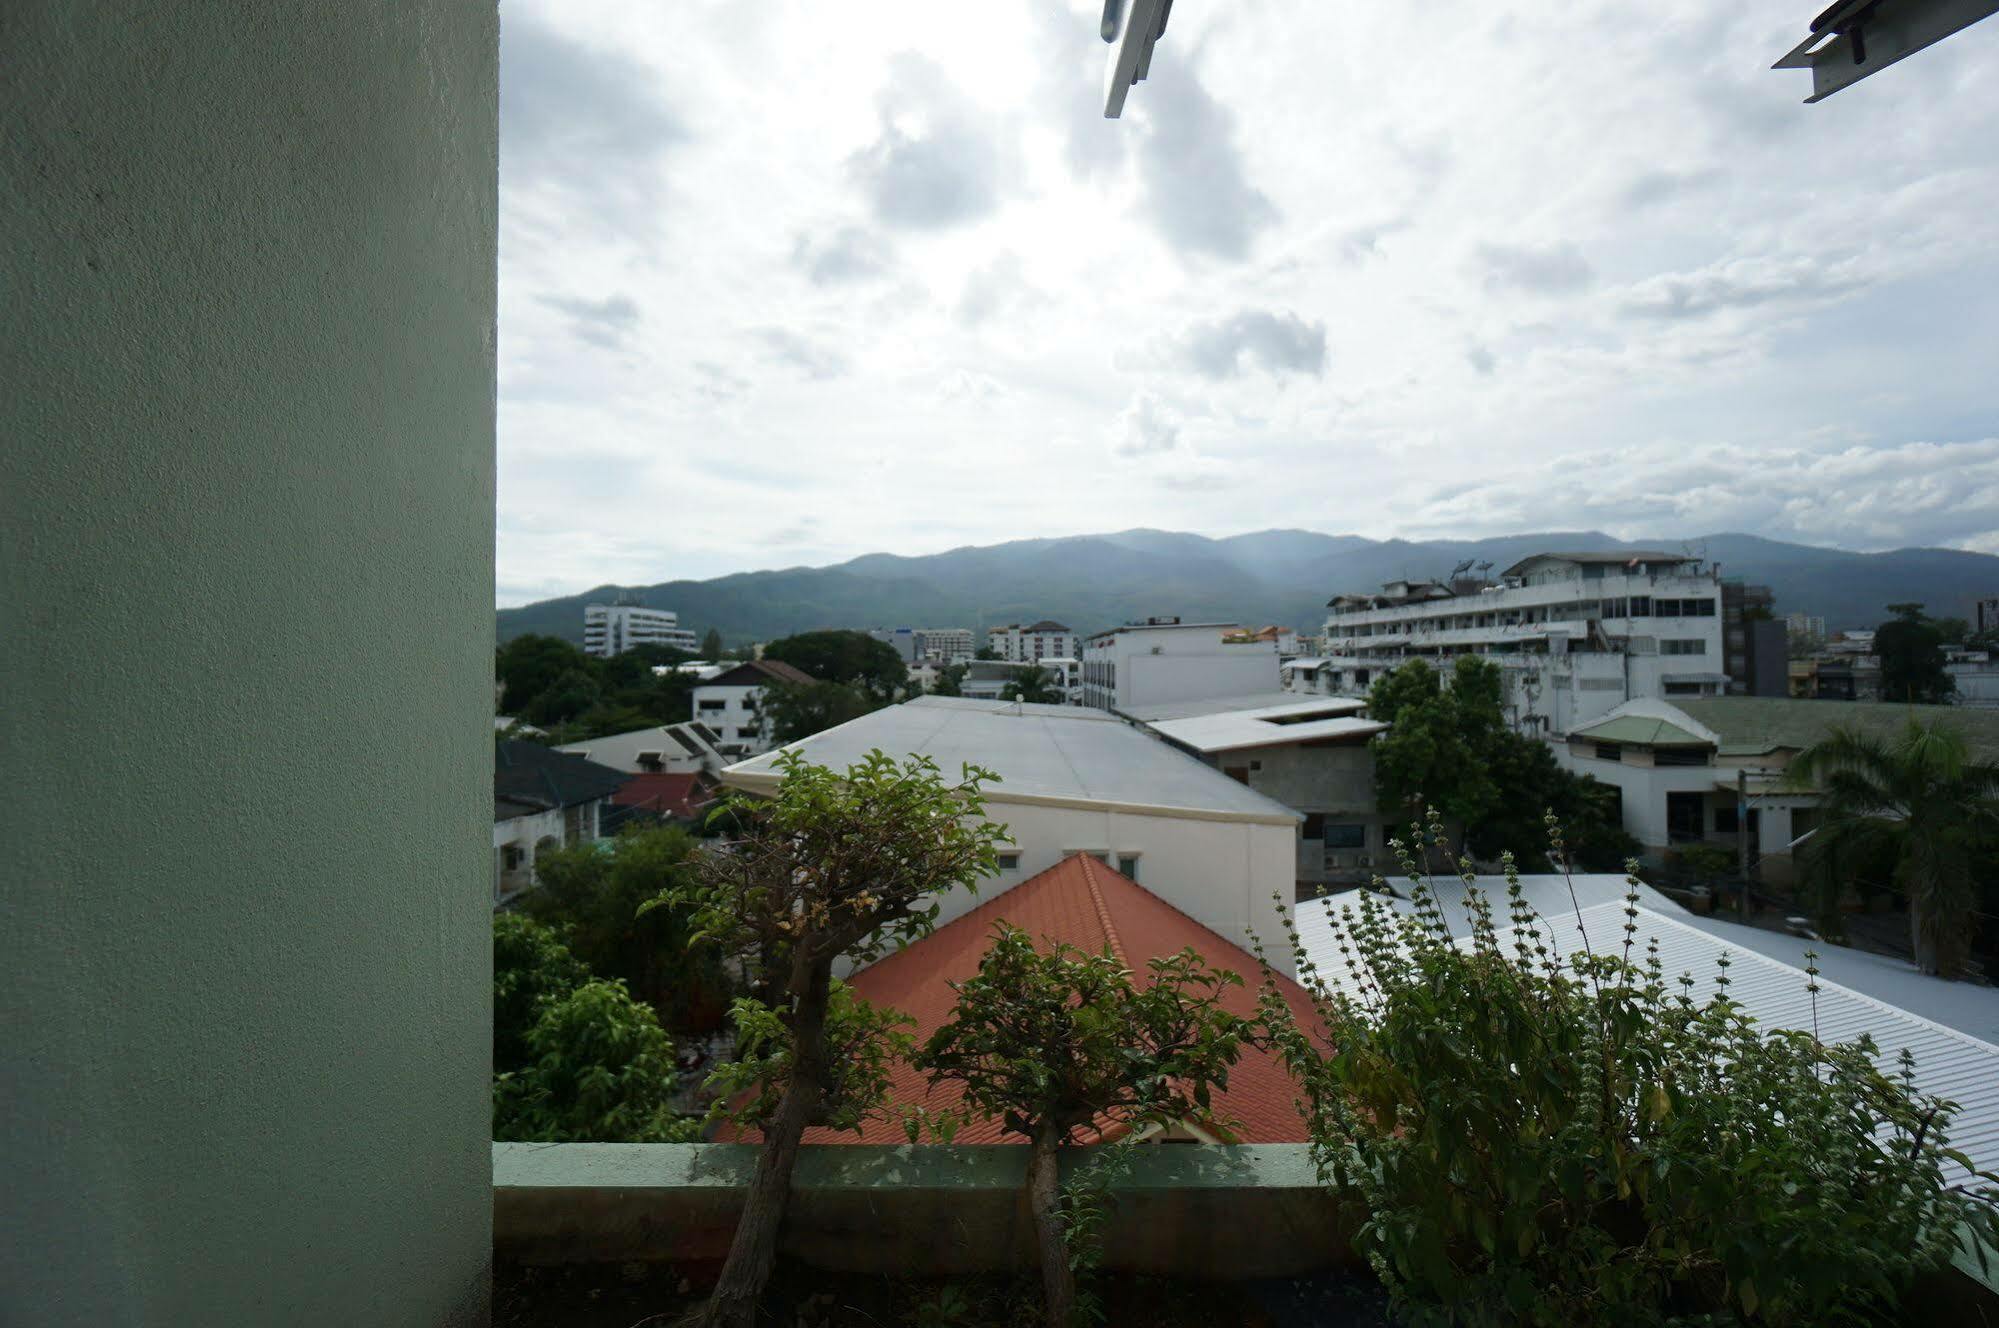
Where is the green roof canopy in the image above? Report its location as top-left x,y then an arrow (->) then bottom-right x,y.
1570,715 -> 1711,748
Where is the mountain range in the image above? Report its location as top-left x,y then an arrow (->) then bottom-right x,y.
496,530 -> 1999,646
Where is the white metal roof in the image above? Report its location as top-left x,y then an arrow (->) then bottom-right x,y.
1122,692 -> 1366,722
1148,710 -> 1387,755
721,695 -> 1301,824
1296,880 -> 1999,1186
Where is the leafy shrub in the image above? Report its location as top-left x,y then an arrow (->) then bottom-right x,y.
494,977 -> 697,1143
493,912 -> 591,1076
1258,812 -> 1999,1327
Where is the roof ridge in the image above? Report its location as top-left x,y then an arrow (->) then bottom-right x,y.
1076,854 -> 1130,970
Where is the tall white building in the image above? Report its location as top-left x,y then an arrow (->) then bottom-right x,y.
1784,612 -> 1826,641
1079,617 -> 1279,713
1309,552 -> 1730,736
988,620 -> 1079,664
583,603 -> 698,657
917,627 -> 974,662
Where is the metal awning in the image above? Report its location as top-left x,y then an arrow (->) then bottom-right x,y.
1774,0 -> 1998,102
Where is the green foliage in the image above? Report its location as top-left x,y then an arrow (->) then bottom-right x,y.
1789,718 -> 1999,977
701,627 -> 725,659
497,633 -> 595,714
762,629 -> 908,701
1369,657 -> 1634,869
1876,604 -> 1955,705
496,633 -> 697,736
703,983 -> 916,1135
1059,1140 -> 1141,1328
526,824 -> 732,1031
493,976 -> 698,1143
761,678 -> 880,745
1258,819 -> 1999,1326
998,665 -> 1062,705
522,665 -> 602,727
1675,842 -> 1736,881
932,662 -> 968,698
912,925 -> 1251,1144
493,913 -> 591,1076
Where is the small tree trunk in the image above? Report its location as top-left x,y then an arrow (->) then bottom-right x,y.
1026,1121 -> 1076,1328
700,952 -> 833,1328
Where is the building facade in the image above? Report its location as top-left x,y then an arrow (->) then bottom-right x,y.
582,603 -> 698,657
690,659 -> 815,759
1079,617 -> 1279,712
988,620 -> 1079,664
1313,553 -> 1734,737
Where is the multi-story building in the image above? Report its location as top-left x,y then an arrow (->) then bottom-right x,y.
1978,596 -> 1999,636
1314,553 -> 1734,737
1079,617 -> 1279,712
988,620 -> 1079,664
1720,580 -> 1785,697
582,603 -> 698,657
1040,656 -> 1082,703
690,659 -> 815,759
917,627 -> 974,662
866,627 -> 920,663
1785,612 -> 1826,642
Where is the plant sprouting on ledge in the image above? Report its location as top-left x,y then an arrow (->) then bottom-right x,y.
1255,807 -> 1999,1327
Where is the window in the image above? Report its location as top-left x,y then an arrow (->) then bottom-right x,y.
1713,805 -> 1759,835
1117,854 -> 1139,879
1594,742 -> 1621,761
1655,747 -> 1711,766
1663,681 -> 1704,696
1302,812 -> 1326,839
996,852 -> 1020,871
502,844 -> 524,871
735,726 -> 758,738
698,698 -> 725,712
1666,792 -> 1704,840
1323,823 -> 1366,849
1662,639 -> 1707,655
1629,596 -> 1651,617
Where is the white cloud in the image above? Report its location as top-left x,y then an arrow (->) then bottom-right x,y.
493,0 -> 1999,602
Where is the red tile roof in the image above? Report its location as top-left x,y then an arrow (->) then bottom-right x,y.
732,853 -> 1325,1146
611,773 -> 714,820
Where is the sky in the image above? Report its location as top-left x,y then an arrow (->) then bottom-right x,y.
495,0 -> 1999,606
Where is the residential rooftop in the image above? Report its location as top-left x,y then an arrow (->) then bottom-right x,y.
1144,705 -> 1386,756
1571,696 -> 1999,759
771,853 -> 1325,1145
1119,691 -> 1365,722
494,740 -> 627,814
723,695 -> 1300,823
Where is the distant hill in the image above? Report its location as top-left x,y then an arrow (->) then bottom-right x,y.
496,529 -> 1999,645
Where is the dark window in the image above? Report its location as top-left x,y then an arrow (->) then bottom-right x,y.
698,698 -> 725,712
1666,792 -> 1704,840
1355,669 -> 1370,687
1713,805 -> 1760,836
996,852 -> 1021,871
1629,596 -> 1651,617
1323,823 -> 1366,849
1224,766 -> 1250,784
736,726 -> 758,738
1594,742 -> 1621,761
1117,855 -> 1140,880
1655,747 -> 1710,765
1301,813 -> 1327,840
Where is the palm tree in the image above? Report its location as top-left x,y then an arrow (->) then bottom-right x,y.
1788,718 -> 1999,978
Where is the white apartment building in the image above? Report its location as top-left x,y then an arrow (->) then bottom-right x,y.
988,620 -> 1080,664
1079,617 -> 1280,713
582,603 -> 698,657
1310,553 -> 1730,736
918,627 -> 974,662
722,696 -> 1302,975
690,659 -> 814,760
1041,656 -> 1081,703
1785,612 -> 1826,641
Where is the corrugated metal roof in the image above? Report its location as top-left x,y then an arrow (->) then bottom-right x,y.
722,695 -> 1302,824
1674,696 -> 1999,760
1569,714 -> 1710,747
1296,884 -> 1999,1186
1147,711 -> 1387,755
1123,692 -> 1357,721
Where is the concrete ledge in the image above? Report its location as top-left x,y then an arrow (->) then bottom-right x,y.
493,1143 -> 1359,1278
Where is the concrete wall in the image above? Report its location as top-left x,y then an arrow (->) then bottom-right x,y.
3,5 -> 497,1324
494,1143 -> 1358,1278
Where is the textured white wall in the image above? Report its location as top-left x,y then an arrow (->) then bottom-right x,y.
2,4 -> 497,1323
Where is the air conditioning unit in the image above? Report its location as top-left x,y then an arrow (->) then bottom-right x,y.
1356,855 -> 1372,867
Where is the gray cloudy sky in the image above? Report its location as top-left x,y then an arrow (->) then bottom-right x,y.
496,1 -> 1999,605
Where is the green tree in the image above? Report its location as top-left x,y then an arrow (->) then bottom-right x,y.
761,629 -> 907,701
932,662 -> 967,698
497,634 -> 595,714
493,977 -> 696,1143
974,645 -> 999,661
522,666 -> 602,727
912,926 -> 1252,1326
654,751 -> 1008,1328
998,664 -> 1061,705
701,627 -> 725,659
526,824 -> 731,1031
1876,604 -> 1955,704
1259,828 -> 1999,1326
760,678 -> 877,745
493,913 -> 591,1076
1789,718 -> 1999,977
1478,730 -> 1640,872
1367,658 -> 1502,837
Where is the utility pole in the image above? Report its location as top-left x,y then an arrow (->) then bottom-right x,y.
1737,768 -> 1751,919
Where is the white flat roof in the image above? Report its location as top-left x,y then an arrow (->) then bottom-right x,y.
1122,692 -> 1365,722
1298,877 -> 1999,1187
721,695 -> 1301,824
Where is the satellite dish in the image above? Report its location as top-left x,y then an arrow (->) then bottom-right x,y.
1103,0 -> 1172,118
